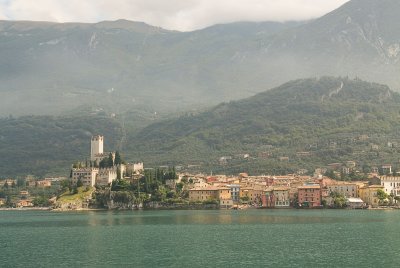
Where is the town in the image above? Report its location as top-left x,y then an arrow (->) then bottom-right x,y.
1,135 -> 400,210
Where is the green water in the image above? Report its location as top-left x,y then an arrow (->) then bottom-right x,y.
1,209 -> 400,267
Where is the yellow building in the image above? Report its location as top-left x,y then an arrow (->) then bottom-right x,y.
359,185 -> 384,207
189,187 -> 231,203
240,187 -> 263,204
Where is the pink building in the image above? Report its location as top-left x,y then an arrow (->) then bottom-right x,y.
298,185 -> 322,208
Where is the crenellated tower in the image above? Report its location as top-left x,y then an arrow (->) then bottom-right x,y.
91,135 -> 104,161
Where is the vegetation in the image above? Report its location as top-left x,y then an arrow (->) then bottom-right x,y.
127,77 -> 400,175
330,192 -> 347,208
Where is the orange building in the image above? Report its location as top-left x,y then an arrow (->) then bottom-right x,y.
298,185 -> 322,208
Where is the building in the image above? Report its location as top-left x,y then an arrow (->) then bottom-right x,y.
240,186 -> 263,204
381,165 -> 392,175
346,198 -> 364,209
380,176 -> 400,197
226,184 -> 240,203
327,183 -> 359,198
72,164 -> 125,187
96,168 -> 118,186
189,186 -> 232,207
35,180 -> 51,187
17,199 -> 33,207
90,135 -> 104,162
72,168 -> 99,187
126,162 -> 144,175
359,185 -> 384,207
298,184 -> 322,208
273,187 -> 290,207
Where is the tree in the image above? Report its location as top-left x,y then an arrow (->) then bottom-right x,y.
108,153 -> 114,167
324,170 -> 337,180
114,151 -> 122,166
33,196 -> 50,207
377,189 -> 388,205
60,179 -> 71,191
3,181 -> 8,189
17,178 -> 25,188
77,177 -> 83,187
117,166 -> 121,180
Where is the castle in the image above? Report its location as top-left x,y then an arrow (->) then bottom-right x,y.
70,135 -> 143,187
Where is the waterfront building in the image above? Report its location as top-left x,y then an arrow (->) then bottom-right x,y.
359,185 -> 384,207
327,183 -> 360,198
16,199 -> 34,207
262,187 -> 274,208
240,186 -> 263,204
273,187 -> 290,207
226,184 -> 240,203
297,184 -> 322,207
189,186 -> 232,207
380,176 -> 400,197
346,198 -> 364,209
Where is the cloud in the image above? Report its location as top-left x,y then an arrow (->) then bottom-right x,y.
0,0 -> 350,31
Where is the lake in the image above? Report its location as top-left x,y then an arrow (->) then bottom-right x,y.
1,209 -> 400,267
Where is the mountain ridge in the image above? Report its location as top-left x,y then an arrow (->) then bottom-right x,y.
125,77 -> 400,174
1,0 -> 399,116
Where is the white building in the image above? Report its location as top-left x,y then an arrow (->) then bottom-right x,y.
72,165 -> 125,187
91,135 -> 104,161
72,168 -> 99,187
380,176 -> 400,197
126,162 -> 144,175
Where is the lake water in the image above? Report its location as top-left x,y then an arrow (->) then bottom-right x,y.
1,209 -> 400,267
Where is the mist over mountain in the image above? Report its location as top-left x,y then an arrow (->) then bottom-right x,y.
1,0 -> 399,116
0,19 -> 296,116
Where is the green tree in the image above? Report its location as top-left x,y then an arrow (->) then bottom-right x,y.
17,178 -> 25,188
33,196 -> 50,207
114,151 -> 122,166
377,189 -> 388,205
108,153 -> 114,167
77,177 -> 83,187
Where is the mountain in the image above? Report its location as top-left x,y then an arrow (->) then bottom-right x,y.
127,77 -> 400,174
1,0 -> 399,117
0,19 -> 296,116
0,115 -> 123,177
259,0 -> 400,84
3,76 -> 400,177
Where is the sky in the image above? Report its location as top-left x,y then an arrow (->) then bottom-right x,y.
0,0 -> 350,31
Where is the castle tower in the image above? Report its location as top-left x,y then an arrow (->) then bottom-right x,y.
91,135 -> 104,161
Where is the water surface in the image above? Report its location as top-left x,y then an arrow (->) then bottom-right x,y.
1,209 -> 399,267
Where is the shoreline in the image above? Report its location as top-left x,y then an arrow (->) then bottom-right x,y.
1,206 -> 399,211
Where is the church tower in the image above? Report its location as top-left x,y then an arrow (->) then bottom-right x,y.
91,135 -> 104,161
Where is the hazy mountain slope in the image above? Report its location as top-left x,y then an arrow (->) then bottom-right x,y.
1,0 -> 399,117
259,0 -> 400,84
0,19 -> 295,116
0,115 -> 123,177
127,77 -> 400,174
3,77 -> 400,177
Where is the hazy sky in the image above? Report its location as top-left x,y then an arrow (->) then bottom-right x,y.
0,0 -> 350,31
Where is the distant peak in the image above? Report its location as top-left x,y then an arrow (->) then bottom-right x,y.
94,19 -> 173,33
